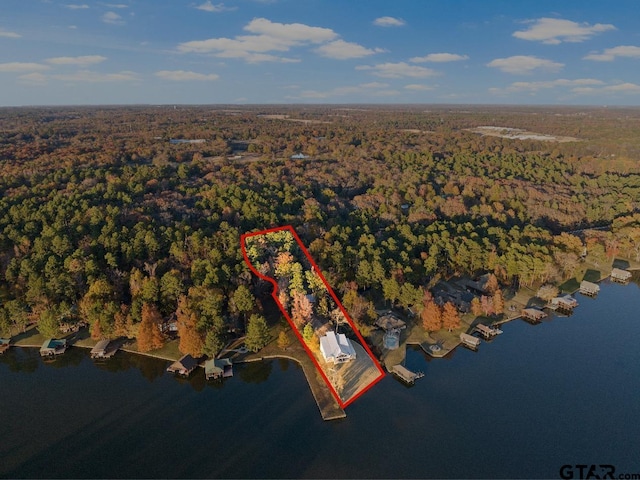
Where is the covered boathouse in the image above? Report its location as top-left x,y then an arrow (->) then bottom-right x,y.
580,280 -> 600,296
167,354 -> 198,376
611,268 -> 632,283
90,339 -> 117,359
40,339 -> 67,357
204,358 -> 233,380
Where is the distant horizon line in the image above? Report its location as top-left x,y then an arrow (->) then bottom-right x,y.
1,102 -> 638,109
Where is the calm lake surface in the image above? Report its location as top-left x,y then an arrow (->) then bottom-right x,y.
1,281 -> 639,479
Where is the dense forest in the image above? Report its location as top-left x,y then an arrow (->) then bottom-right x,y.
1,105 -> 639,356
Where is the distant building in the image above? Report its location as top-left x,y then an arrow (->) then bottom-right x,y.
319,331 -> 356,364
290,153 -> 309,160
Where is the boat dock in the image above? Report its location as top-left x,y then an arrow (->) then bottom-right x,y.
547,295 -> 578,312
40,339 -> 67,357
611,268 -> 632,283
521,308 -> 547,323
90,339 -> 118,359
390,364 -> 424,385
579,280 -> 600,296
460,332 -> 481,350
474,324 -> 501,339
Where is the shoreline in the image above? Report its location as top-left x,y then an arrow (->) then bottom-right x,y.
4,260 -> 636,421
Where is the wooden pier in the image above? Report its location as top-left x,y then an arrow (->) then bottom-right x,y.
474,324 -> 501,339
390,364 -> 424,385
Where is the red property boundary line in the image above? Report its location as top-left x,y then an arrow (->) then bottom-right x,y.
240,225 -> 386,409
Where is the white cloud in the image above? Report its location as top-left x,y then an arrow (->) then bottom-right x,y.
65,4 -> 89,9
487,55 -> 563,74
178,17 -> 337,62
504,78 -> 604,92
360,82 -> 389,88
155,70 -> 219,81
584,45 -> 640,61
195,1 -> 235,12
0,62 -> 50,73
513,17 -> 615,44
356,62 -> 437,78
410,53 -> 469,63
404,84 -> 434,91
373,16 -> 405,27
289,82 -> 395,99
52,70 -> 138,82
315,40 -> 384,60
0,29 -> 21,38
18,72 -> 47,85
103,3 -> 128,8
243,17 -> 336,43
46,55 -> 107,66
603,83 -> 640,93
102,11 -> 124,25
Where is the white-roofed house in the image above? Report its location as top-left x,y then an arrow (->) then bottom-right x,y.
319,331 -> 356,364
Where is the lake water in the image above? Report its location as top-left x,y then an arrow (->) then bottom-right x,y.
1,281 -> 639,479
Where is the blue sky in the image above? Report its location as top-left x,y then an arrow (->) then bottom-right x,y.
1,0 -> 640,105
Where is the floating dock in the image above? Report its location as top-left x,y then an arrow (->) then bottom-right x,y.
390,364 -> 424,385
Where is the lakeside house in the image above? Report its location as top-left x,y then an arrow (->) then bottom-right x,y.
0,338 -> 10,354
40,339 -> 67,357
290,153 -> 309,160
580,280 -> 600,296
204,358 -> 233,380
320,331 -> 356,364
375,312 -> 406,331
167,354 -> 198,376
611,268 -> 632,283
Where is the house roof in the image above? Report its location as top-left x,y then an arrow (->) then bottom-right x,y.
41,338 -> 66,350
320,331 -> 356,359
171,354 -> 198,371
91,339 -> 110,353
204,358 -> 232,375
